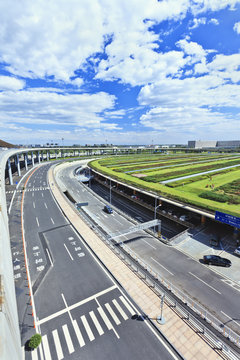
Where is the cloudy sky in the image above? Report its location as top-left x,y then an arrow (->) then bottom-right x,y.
0,0 -> 240,146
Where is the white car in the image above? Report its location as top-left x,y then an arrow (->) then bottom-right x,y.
234,246 -> 240,257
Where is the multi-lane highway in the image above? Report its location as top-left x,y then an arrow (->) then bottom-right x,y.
9,162 -> 181,360
58,162 -> 240,337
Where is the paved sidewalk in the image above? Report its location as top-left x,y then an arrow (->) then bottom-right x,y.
48,167 -> 222,360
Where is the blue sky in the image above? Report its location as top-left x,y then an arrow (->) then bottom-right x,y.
0,0 -> 240,145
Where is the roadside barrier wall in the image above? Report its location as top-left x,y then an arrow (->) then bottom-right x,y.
0,152 -> 21,360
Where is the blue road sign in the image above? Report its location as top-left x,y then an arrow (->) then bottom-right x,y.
215,211 -> 240,229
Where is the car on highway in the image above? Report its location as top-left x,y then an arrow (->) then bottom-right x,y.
234,246 -> 240,257
104,205 -> 113,214
203,255 -> 231,267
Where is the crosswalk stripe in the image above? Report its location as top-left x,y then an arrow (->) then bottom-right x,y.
89,311 -> 104,336
81,315 -> 95,341
119,296 -> 136,316
97,307 -> 113,330
112,299 -> 128,320
22,346 -> 25,360
105,303 -> 121,325
52,329 -> 64,360
42,335 -> 51,360
62,324 -> 74,354
73,320 -> 85,347
31,349 -> 38,360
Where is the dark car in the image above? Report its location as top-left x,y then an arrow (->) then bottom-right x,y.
203,255 -> 231,267
104,205 -> 113,214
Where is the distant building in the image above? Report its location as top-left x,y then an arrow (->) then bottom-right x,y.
188,140 -> 240,149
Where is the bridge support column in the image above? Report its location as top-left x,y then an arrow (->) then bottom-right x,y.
24,154 -> 28,170
233,227 -> 239,241
201,215 -> 206,225
46,151 -> 49,161
38,151 -> 41,163
7,158 -> 13,185
16,154 -> 21,176
31,152 -> 35,166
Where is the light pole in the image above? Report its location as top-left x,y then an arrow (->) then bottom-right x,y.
109,179 -> 112,204
154,200 -> 162,236
157,294 -> 165,324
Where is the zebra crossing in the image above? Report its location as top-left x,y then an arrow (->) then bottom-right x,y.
23,295 -> 136,359
6,187 -> 50,194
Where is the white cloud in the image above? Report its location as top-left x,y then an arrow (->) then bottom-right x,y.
176,39 -> 207,63
189,17 -> 206,29
137,72 -> 240,140
209,18 -> 219,25
0,90 -> 116,129
104,109 -> 126,118
0,0 -> 238,87
70,78 -> 84,87
0,76 -> 25,90
192,0 -> 240,14
0,0 -> 196,85
233,21 -> 240,34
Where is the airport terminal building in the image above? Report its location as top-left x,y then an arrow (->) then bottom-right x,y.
188,140 -> 240,149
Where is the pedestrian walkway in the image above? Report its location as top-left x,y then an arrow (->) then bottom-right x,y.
48,166 -> 223,360
23,295 -> 136,359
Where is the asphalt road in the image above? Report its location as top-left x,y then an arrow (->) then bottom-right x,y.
8,162 -> 180,360
58,162 -> 240,337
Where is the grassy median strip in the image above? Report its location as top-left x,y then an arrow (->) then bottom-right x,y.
90,154 -> 240,217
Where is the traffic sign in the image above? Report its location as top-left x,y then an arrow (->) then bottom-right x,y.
215,211 -> 240,229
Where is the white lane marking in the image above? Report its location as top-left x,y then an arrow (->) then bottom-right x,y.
142,239 -> 156,250
73,320 -> 85,347
64,243 -> 74,261
32,192 -> 34,197
221,311 -> 240,325
68,237 -> 74,240
189,272 -> 221,294
44,202 -> 48,209
52,329 -> 64,360
103,214 -> 108,218
51,217 -> 55,224
36,217 -> 39,227
21,346 -> 25,360
46,248 -> 53,267
62,324 -> 74,354
42,335 -> 51,360
112,299 -> 128,320
33,201 -> 35,209
105,303 -> 121,325
97,307 -> 112,330
119,296 -> 136,316
37,285 -> 117,325
31,348 -> 38,360
98,306 -> 120,339
81,315 -> 95,341
89,311 -> 104,336
41,193 -> 44,197
8,190 -> 16,214
151,257 -> 174,276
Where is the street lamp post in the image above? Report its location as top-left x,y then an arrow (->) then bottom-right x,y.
109,179 -> 112,204
154,201 -> 162,236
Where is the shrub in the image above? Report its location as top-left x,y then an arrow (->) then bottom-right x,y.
29,334 -> 42,349
228,196 -> 240,205
199,191 -> 229,203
